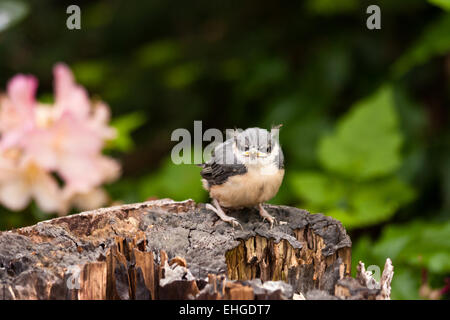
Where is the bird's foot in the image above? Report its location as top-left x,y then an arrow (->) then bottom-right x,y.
258,204 -> 277,229
206,202 -> 243,230
223,216 -> 243,230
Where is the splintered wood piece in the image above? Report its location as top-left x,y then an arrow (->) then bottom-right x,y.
78,261 -> 107,300
335,259 -> 394,300
133,248 -> 155,299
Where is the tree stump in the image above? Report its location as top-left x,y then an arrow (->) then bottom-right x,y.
0,199 -> 392,300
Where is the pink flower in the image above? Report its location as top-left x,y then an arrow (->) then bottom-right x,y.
0,155 -> 61,212
0,75 -> 37,149
23,112 -> 116,191
0,63 -> 120,215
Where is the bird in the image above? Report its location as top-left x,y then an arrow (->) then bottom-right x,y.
200,126 -> 284,229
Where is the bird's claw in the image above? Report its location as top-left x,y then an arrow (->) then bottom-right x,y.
221,216 -> 243,230
229,218 -> 244,230
262,216 -> 277,229
258,204 -> 277,229
206,203 -> 243,230
270,219 -> 277,229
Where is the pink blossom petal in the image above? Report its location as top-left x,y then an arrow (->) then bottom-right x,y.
22,128 -> 59,170
96,156 -> 121,183
7,74 -> 38,109
23,113 -> 103,172
60,154 -> 102,193
92,101 -> 111,124
31,168 -> 62,213
0,155 -> 31,210
53,63 -> 90,119
53,63 -> 76,101
0,178 -> 30,211
0,75 -> 37,149
90,102 -> 117,140
0,155 -> 21,183
59,155 -> 120,196
0,130 -> 26,150
57,112 -> 103,154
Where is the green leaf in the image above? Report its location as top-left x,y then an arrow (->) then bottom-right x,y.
318,85 -> 403,180
289,171 -> 415,229
107,112 -> 147,152
348,177 -> 415,226
0,1 -> 29,32
289,171 -> 347,209
428,0 -> 450,11
393,13 -> 450,77
72,61 -> 109,87
373,220 -> 450,273
329,178 -> 414,228
139,157 -> 207,203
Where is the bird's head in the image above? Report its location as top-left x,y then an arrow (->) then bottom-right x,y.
233,126 -> 282,168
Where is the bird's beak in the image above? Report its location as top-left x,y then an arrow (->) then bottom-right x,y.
244,148 -> 257,159
244,148 -> 267,159
257,151 -> 268,158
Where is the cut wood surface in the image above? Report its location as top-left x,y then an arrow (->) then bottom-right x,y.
0,199 -> 392,300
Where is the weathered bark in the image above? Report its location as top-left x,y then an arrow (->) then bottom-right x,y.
0,199 -> 392,300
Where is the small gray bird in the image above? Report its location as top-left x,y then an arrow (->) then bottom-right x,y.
200,127 -> 284,228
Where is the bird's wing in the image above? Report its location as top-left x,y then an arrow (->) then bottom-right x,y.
200,139 -> 247,186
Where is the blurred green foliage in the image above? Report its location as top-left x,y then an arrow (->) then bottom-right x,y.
393,13 -> 450,77
353,220 -> 450,299
290,86 -> 416,228
107,112 -> 147,152
318,86 -> 403,180
429,0 -> 450,11
139,158 -> 206,202
0,0 -> 449,299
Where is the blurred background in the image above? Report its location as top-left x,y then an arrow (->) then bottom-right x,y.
0,0 -> 449,299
